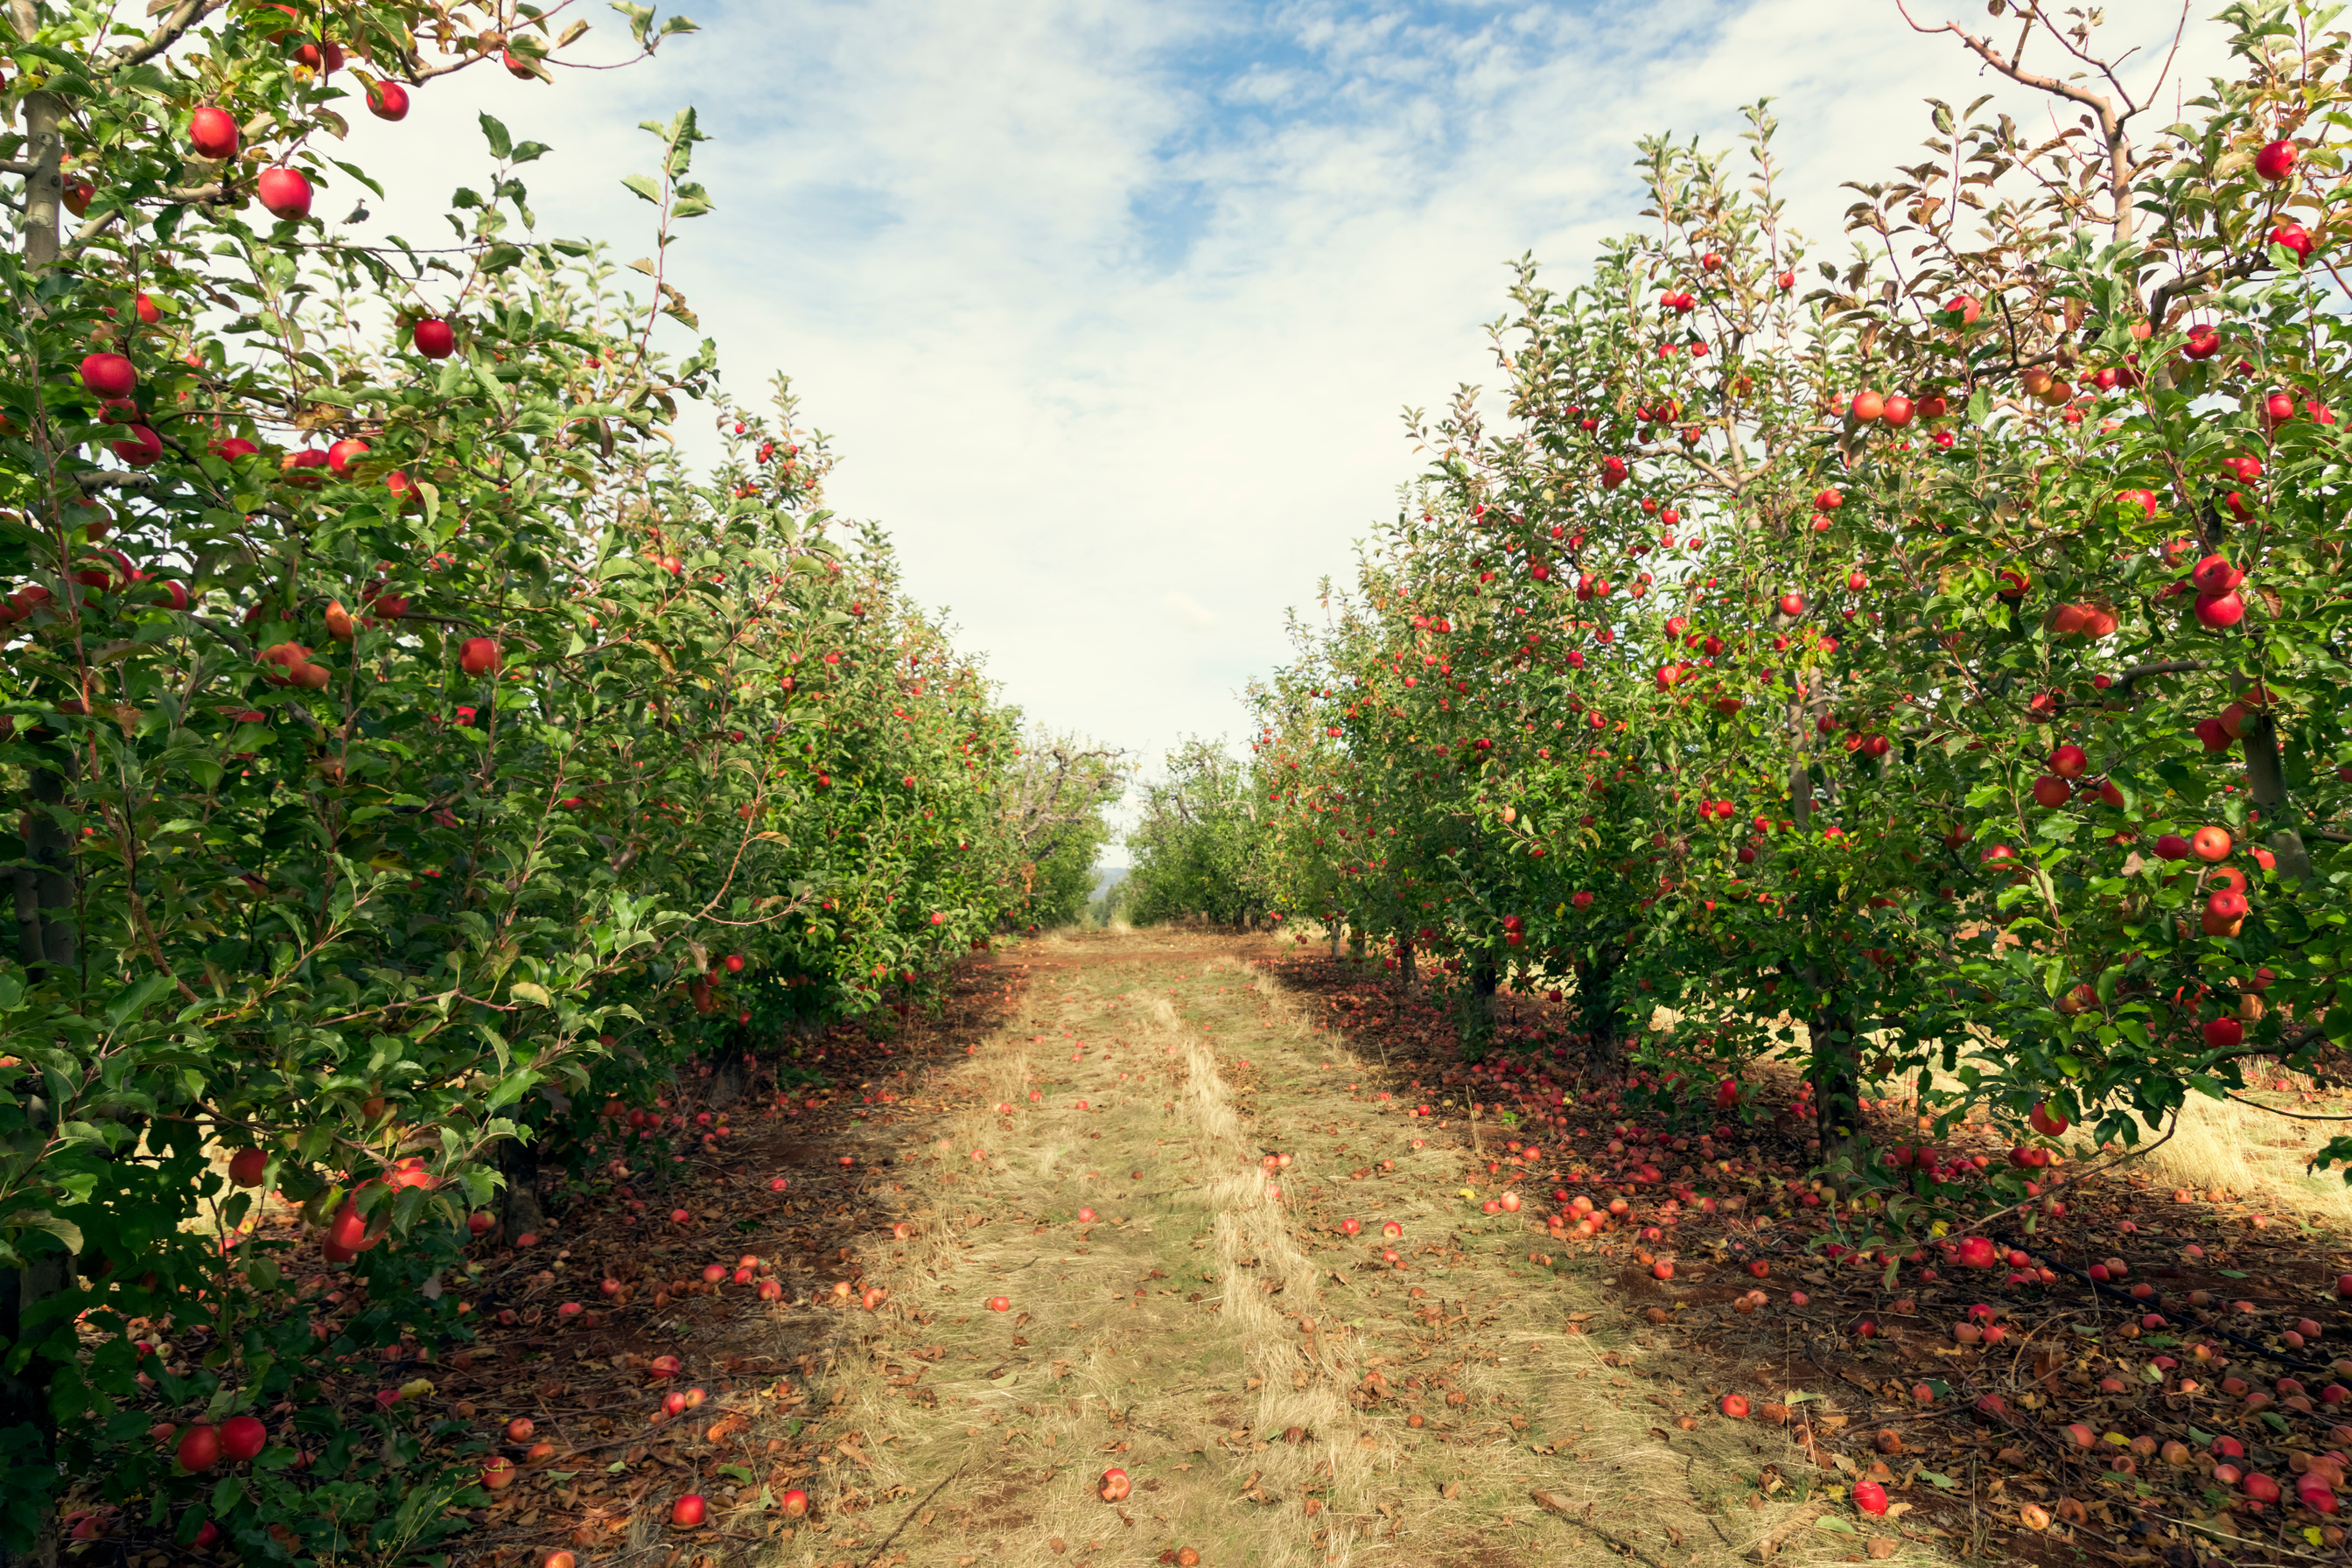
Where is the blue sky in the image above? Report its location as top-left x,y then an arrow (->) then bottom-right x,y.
342,0 -> 2225,845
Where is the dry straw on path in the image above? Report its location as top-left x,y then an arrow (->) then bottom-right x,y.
746,932 -> 1955,1568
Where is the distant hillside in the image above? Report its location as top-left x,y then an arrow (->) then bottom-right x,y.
1093,866 -> 1130,898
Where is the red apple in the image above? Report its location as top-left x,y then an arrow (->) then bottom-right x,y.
326,437 -> 368,476
219,1414 -> 266,1462
80,352 -> 136,398
2256,139 -> 2298,181
779,1488 -> 808,1518
2195,591 -> 2247,630
460,636 -> 501,676
108,424 -> 163,466
412,318 -> 457,359
256,166 -> 312,220
176,1424 -> 220,1473
1720,1394 -> 1749,1418
670,1494 -> 705,1527
506,1418 -> 534,1443
228,1147 -> 268,1186
188,105 -> 239,159
366,79 -> 410,121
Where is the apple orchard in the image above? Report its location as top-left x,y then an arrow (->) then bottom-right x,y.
1138,0 -> 2352,1536
1235,15 -> 2352,1190
0,0 -> 1143,1558
11,0 -> 2352,1562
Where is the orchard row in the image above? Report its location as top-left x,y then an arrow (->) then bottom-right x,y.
1215,13 -> 2352,1200
0,0 -> 1114,1558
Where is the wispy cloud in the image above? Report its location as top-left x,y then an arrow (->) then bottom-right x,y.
340,0 -> 2227,791
1164,590 -> 1221,630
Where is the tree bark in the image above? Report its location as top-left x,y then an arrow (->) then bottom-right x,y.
1809,1000 -> 1870,1184
1460,956 -> 1500,1054
17,760 -> 78,976
1397,935 -> 1416,989
3,20 -> 72,1562
495,1133 -> 545,1242
709,1051 -> 749,1110
1577,948 -> 1624,1075
0,1124 -> 68,1568
2242,708 -> 2314,885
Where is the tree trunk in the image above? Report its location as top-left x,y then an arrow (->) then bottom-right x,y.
17,761 -> 79,976
709,1051 -> 750,1110
1398,935 -> 1416,989
1808,999 -> 1869,1185
1460,956 -> 1501,1055
0,1144 -> 68,1568
0,1253 -> 66,1568
495,1133 -> 545,1242
4,25 -> 98,1568
2242,708 -> 2314,884
1577,948 -> 1624,1076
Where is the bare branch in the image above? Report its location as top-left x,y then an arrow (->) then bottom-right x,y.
101,0 -> 228,69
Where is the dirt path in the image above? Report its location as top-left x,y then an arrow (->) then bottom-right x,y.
755,931 -> 1945,1568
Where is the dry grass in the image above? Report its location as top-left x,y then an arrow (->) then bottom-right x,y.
733,938 -> 1956,1568
1221,958 -> 1950,1568
2059,1068 -> 2352,1230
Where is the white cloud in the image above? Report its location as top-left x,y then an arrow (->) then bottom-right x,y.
1164,590 -> 1221,630
334,0 -> 2232,820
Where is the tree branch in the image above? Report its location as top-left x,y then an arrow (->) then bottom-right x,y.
101,0 -> 227,70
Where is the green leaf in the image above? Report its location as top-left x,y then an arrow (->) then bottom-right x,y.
480,113 -> 514,160
105,970 -> 178,1031
0,1210 -> 83,1252
329,158 -> 385,199
620,173 -> 663,206
609,0 -> 654,44
483,1071 -> 542,1113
